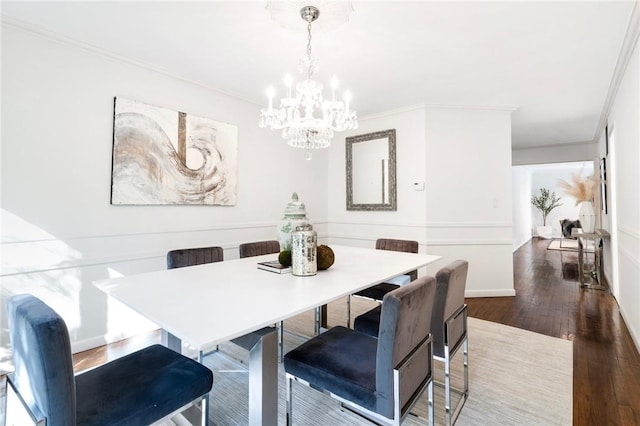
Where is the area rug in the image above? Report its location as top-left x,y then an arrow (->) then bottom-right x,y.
193,298 -> 573,426
547,238 -> 594,252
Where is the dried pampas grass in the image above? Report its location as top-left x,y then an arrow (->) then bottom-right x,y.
558,172 -> 599,205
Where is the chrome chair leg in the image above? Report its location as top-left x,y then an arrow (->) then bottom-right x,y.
200,394 -> 209,426
278,321 -> 284,363
286,374 -> 293,426
445,345 -> 452,426
198,353 -> 210,426
463,336 -> 469,399
346,295 -> 351,328
428,379 -> 434,426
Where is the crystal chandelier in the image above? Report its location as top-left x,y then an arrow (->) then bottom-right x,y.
259,5 -> 358,158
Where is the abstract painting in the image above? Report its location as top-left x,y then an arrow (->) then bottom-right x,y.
111,97 -> 238,205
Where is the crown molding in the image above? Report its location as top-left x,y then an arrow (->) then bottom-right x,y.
513,140 -> 596,151
0,15 -> 259,106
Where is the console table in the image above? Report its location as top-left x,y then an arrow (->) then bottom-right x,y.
571,228 -> 610,290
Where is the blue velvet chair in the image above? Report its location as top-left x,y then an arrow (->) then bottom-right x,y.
347,238 -> 419,327
5,294 -> 213,426
284,276 -> 436,426
355,260 -> 470,426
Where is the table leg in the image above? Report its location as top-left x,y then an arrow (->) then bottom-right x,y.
595,238 -> 602,284
248,328 -> 278,426
314,306 -> 328,335
321,304 -> 328,329
162,330 -> 182,353
578,238 -> 585,287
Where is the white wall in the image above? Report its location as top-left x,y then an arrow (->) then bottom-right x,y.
424,107 -> 514,297
0,23 -> 328,359
328,106 -> 515,298
599,33 -> 640,351
512,166 -> 532,251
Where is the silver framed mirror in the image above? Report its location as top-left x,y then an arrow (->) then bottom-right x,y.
346,129 -> 397,211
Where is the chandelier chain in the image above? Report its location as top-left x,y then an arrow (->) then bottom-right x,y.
306,22 -> 313,78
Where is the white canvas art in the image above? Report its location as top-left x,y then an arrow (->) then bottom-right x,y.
111,97 -> 238,205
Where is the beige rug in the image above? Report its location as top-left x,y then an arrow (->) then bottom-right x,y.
199,297 -> 573,426
547,238 -> 595,253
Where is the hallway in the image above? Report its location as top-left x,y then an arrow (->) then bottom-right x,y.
466,238 -> 640,425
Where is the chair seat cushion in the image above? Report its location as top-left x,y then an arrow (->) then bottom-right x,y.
353,305 -> 382,338
284,326 -> 377,411
76,344 -> 213,426
354,283 -> 400,301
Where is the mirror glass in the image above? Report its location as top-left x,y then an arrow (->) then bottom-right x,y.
346,129 -> 397,211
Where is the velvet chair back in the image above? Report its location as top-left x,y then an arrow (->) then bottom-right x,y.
167,246 -> 223,269
375,275 -> 436,418
431,260 -> 469,358
239,240 -> 280,258
375,238 -> 419,281
7,294 -> 77,425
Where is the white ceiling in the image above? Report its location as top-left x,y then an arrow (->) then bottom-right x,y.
1,1 -> 635,149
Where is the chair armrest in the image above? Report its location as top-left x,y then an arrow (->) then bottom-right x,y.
393,332 -> 433,419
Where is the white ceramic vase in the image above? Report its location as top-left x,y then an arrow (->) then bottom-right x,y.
277,192 -> 309,251
578,201 -> 596,233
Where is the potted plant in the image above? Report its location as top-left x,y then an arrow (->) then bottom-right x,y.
531,188 -> 562,239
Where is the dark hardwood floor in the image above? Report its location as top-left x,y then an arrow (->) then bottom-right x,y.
466,238 -> 640,425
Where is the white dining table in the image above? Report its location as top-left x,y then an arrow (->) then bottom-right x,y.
94,245 -> 441,425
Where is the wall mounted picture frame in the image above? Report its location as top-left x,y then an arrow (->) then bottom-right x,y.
111,97 -> 238,205
600,157 -> 608,214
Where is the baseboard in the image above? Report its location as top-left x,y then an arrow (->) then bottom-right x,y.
618,305 -> 640,357
465,289 -> 516,298
513,238 -> 531,253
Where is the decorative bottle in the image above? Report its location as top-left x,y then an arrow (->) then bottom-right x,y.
291,224 -> 317,276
